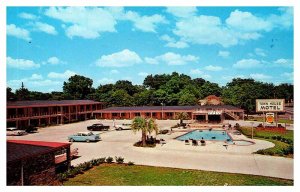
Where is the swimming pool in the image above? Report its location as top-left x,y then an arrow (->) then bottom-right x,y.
176,129 -> 233,143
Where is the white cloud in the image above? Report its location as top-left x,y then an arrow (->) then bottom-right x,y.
110,69 -> 119,74
97,78 -> 115,84
190,69 -> 203,75
7,24 -> 31,41
45,7 -> 167,39
218,51 -> 230,58
43,56 -> 66,65
202,74 -> 212,79
166,7 -> 197,18
138,72 -> 149,77
255,48 -> 267,57
123,11 -> 167,33
274,58 -> 293,68
204,65 -> 223,71
7,76 -> 60,91
172,8 -> 293,48
269,7 -> 293,29
144,57 -> 159,65
33,22 -> 57,35
160,34 -> 188,48
250,73 -> 272,80
226,10 -> 273,32
95,49 -> 142,67
30,74 -> 43,80
45,7 -> 117,39
31,80 -> 61,87
48,70 -> 76,79
146,52 -> 199,66
173,16 -> 238,47
7,56 -> 40,69
233,59 -> 262,69
19,12 -> 38,20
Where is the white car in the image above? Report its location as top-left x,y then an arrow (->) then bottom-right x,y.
6,127 -> 27,136
114,123 -> 132,131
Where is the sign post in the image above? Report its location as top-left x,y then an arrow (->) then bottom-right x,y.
256,99 -> 285,127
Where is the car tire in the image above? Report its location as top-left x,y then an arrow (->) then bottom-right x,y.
118,127 -> 122,131
86,139 -> 90,143
69,138 -> 75,142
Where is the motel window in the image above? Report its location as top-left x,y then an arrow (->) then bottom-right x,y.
152,113 -> 156,116
146,113 -> 150,116
112,113 -> 118,117
121,113 -> 125,117
134,113 -> 140,116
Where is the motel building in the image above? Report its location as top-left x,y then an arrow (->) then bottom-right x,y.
7,100 -> 104,128
93,105 -> 244,123
6,98 -> 244,128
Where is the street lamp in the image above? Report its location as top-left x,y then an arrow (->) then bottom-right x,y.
250,122 -> 254,140
161,102 -> 164,120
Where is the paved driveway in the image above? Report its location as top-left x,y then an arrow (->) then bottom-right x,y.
7,119 -> 293,180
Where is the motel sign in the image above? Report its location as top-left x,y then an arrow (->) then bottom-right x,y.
256,99 -> 285,112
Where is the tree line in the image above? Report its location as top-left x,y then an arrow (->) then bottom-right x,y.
7,72 -> 293,114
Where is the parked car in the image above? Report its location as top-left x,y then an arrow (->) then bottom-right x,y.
87,123 -> 109,131
25,126 -> 38,133
68,132 -> 101,142
6,127 -> 27,136
115,123 -> 132,131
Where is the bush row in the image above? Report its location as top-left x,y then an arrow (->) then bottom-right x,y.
57,156 -> 134,182
256,144 -> 294,156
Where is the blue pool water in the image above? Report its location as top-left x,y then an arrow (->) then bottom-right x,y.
176,130 -> 233,143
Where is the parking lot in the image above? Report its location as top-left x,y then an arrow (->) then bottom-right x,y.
7,119 -> 293,179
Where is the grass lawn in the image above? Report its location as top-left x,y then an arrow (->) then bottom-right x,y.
238,127 -> 293,157
245,117 -> 293,124
63,164 -> 293,186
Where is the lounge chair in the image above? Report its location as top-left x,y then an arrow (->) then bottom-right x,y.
200,140 -> 206,146
192,139 -> 198,146
160,139 -> 166,146
185,140 -> 190,145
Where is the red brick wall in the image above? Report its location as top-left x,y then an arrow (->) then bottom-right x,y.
7,152 -> 59,186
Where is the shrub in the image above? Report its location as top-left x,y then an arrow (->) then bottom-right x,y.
276,135 -> 282,141
97,157 -> 106,164
91,159 -> 99,166
115,156 -> 124,164
106,156 -> 114,163
234,123 -> 240,130
280,138 -> 286,143
282,145 -> 294,155
264,136 -> 270,139
128,161 -> 135,166
285,139 -> 293,145
57,173 -> 68,182
271,136 -> 277,140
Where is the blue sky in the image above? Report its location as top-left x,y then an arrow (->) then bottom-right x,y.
7,7 -> 294,92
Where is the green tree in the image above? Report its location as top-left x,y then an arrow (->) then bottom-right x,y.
143,74 -> 172,89
115,80 -> 139,96
178,92 -> 197,106
131,117 -> 158,147
110,89 -> 133,106
175,112 -> 190,125
133,89 -> 153,106
221,78 -> 276,115
274,83 -> 293,102
15,82 -> 30,100
199,82 -> 222,98
63,75 -> 93,99
7,87 -> 16,101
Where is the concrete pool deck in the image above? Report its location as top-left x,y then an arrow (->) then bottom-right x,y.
7,119 -> 293,180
